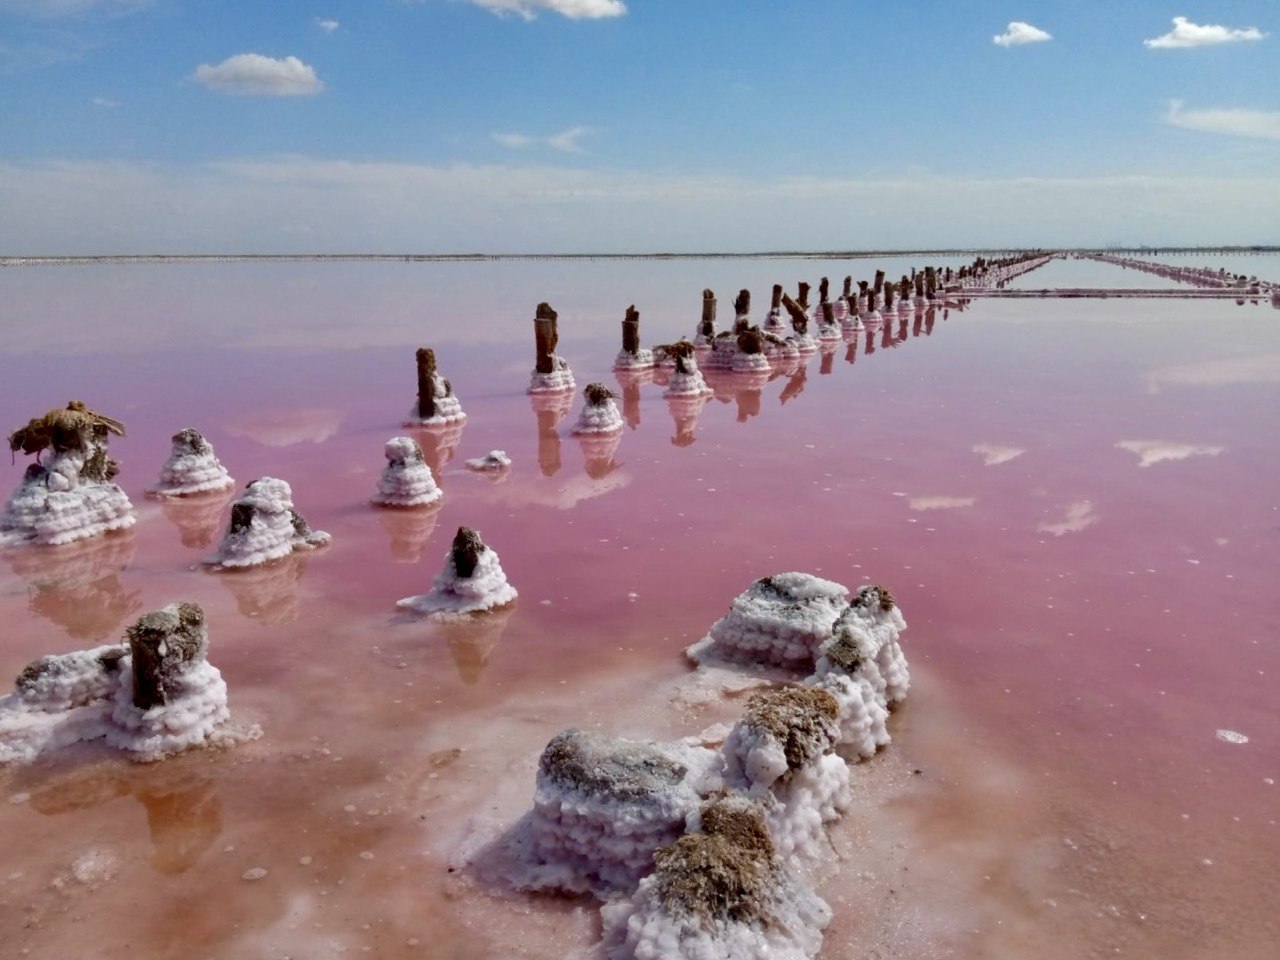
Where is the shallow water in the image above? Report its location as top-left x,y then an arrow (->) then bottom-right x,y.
0,256 -> 1277,959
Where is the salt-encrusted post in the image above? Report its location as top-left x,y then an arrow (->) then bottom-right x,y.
416,348 -> 438,420
842,276 -> 853,299
915,272 -> 925,299
781,293 -> 809,335
621,305 -> 640,355
770,284 -> 783,313
925,267 -> 937,300
699,289 -> 716,340
818,277 -> 829,305
128,602 -> 206,711
451,526 -> 485,579
873,270 -> 885,299
733,289 -> 751,331
534,302 -> 559,375
796,282 -> 811,310
883,282 -> 895,311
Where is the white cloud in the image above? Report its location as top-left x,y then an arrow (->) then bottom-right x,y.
91,96 -> 120,108
1038,501 -> 1098,536
1145,16 -> 1266,49
972,443 -> 1024,467
466,0 -> 626,20
1115,440 -> 1224,468
547,126 -> 589,153
908,495 -> 976,512
993,22 -> 1052,47
315,18 -> 339,33
492,131 -> 534,148
492,126 -> 591,153
193,53 -> 323,97
1165,100 -> 1280,141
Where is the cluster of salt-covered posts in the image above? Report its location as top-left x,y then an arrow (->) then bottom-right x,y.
1084,252 -> 1275,294
464,572 -> 910,959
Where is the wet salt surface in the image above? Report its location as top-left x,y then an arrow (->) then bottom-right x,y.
1,256 -> 1278,959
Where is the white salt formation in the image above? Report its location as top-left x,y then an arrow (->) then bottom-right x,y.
662,342 -> 713,399
465,450 -> 512,472
397,526 -> 517,617
613,305 -> 655,370
151,428 -> 234,497
572,383 -> 625,435
529,302 -> 576,393
693,289 -> 718,346
371,437 -> 442,508
207,477 -> 330,569
601,793 -> 831,960
838,584 -> 910,706
404,347 -> 466,426
0,602 -> 234,764
511,728 -> 721,896
722,686 -> 850,859
687,573 -> 849,670
1,401 -> 134,547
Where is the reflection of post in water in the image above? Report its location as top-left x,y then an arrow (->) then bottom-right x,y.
865,326 -> 876,355
8,532 -> 142,642
912,313 -> 923,338
667,394 -> 710,447
159,489 -> 236,549
897,316 -> 909,342
925,308 -> 936,335
414,421 -> 466,478
779,359 -> 807,405
578,431 -> 622,480
440,605 -> 514,685
21,766 -> 221,875
819,341 -> 836,376
881,320 -> 895,350
729,371 -> 768,423
531,391 -> 573,478
378,500 -> 443,563
613,368 -> 654,431
217,552 -> 309,625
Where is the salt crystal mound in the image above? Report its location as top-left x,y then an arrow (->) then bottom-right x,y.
529,357 -> 576,395
730,349 -> 772,374
397,529 -> 517,617
614,347 -> 656,371
687,573 -> 849,671
600,793 -> 831,960
508,728 -> 722,897
404,373 -> 466,427
762,308 -> 787,334
572,387 -> 625,436
839,584 -> 910,706
0,603 -> 233,765
151,428 -> 235,497
207,477 -> 330,569
814,314 -> 842,342
465,450 -> 512,472
1,444 -> 134,548
663,354 -> 713,399
371,437 -> 442,508
721,687 -> 850,859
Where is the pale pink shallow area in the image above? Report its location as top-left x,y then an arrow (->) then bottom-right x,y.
0,256 -> 1277,959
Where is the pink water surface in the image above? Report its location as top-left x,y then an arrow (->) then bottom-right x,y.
0,257 -> 1277,959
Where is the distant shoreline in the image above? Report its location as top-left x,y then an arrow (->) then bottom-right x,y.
2,247 -> 1277,267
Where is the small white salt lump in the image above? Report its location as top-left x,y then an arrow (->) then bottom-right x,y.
465,450 -> 512,472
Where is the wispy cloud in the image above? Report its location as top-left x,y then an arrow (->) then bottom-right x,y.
972,443 -> 1024,466
91,95 -> 120,107
993,22 -> 1052,47
1115,440 -> 1224,468
908,495 -> 976,512
1165,100 -> 1280,141
493,126 -> 592,153
464,0 -> 626,21
1145,16 -> 1266,49
1038,501 -> 1098,536
193,54 -> 324,97
315,18 -> 339,34
1144,354 -> 1280,393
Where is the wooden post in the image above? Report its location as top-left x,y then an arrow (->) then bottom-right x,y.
770,284 -> 783,311
451,527 -> 486,578
534,302 -> 559,375
733,289 -> 751,332
127,603 -> 206,711
699,289 -> 716,339
416,347 -> 437,419
796,282 -> 810,310
818,277 -> 829,304
873,270 -> 885,296
842,276 -> 853,298
884,283 -> 895,309
781,293 -> 809,334
621,305 -> 640,355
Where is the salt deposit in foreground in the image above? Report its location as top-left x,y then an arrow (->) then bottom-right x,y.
528,302 -> 576,394
150,428 -> 235,497
207,477 -> 331,569
371,437 -> 443,508
403,346 -> 466,426
397,526 -> 517,617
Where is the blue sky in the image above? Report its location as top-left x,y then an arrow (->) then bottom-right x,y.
1,1 -> 1277,252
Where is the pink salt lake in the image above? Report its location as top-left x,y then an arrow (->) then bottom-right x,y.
0,256 -> 1277,959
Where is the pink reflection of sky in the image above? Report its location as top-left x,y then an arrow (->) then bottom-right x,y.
0,258 -> 1277,958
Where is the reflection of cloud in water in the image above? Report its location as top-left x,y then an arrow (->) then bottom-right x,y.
377,501 -> 443,564
483,469 -> 631,511
908,495 -> 976,512
216,553 -> 311,625
972,443 -> 1025,467
225,407 -> 342,447
1038,500 -> 1098,536
440,605 -> 515,685
157,489 -> 235,549
412,420 -> 467,477
1116,440 -> 1225,469
5,532 -> 142,641
1144,353 -> 1280,394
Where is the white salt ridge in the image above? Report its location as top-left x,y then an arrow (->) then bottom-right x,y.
465,450 -> 512,472
730,351 -> 772,374
529,359 -> 576,395
397,540 -> 517,617
687,573 -> 850,670
208,477 -> 331,569
403,373 -> 466,426
762,308 -> 787,334
0,447 -> 134,548
663,363 -> 713,399
572,395 -> 625,435
807,670 -> 889,760
151,429 -> 235,497
104,658 -> 229,761
371,437 -> 442,508
614,347 -> 656,370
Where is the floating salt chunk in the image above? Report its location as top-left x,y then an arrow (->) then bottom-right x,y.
722,686 -> 850,859
1215,729 -> 1249,745
372,437 -> 442,508
687,573 -> 849,670
151,428 -> 235,497
404,346 -> 466,426
600,793 -> 831,960
529,302 -> 576,394
207,477 -> 330,569
572,383 -> 625,436
662,342 -> 712,399
465,450 -> 512,472
505,728 -> 721,896
613,305 -> 655,370
397,526 -> 517,617
0,401 -> 134,547
1,602 -> 235,764
242,867 -> 268,881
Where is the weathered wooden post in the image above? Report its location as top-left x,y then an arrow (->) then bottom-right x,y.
733,289 -> 751,332
534,302 -> 558,374
796,282 -> 810,311
621,305 -> 640,355
698,289 -> 717,342
127,602 -> 207,711
415,348 -> 438,420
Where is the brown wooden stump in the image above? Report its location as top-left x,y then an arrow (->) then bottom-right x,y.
818,277 -> 829,304
451,527 -> 486,578
781,293 -> 809,334
873,270 -> 885,296
796,282 -> 810,310
770,284 -> 783,311
621,305 -> 640,355
534,302 -> 559,375
127,603 -> 206,711
415,348 -> 438,419
699,289 -> 716,339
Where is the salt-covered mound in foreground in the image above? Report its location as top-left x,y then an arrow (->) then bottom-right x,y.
722,686 -> 849,859
601,793 -> 831,960
151,428 -> 235,497
207,477 -> 330,569
404,347 -> 466,426
687,573 -> 849,670
371,437 -> 442,508
1,401 -> 134,547
572,383 -> 625,435
661,341 -> 712,399
529,302 -> 576,394
0,602 -> 242,764
838,584 -> 910,706
397,526 -> 517,617
507,728 -> 721,896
